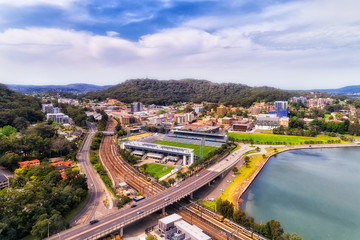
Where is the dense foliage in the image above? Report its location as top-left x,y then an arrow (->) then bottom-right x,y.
57,103 -> 87,128
0,123 -> 77,171
0,165 -> 88,239
0,84 -> 44,129
216,199 -> 301,240
85,79 -> 297,107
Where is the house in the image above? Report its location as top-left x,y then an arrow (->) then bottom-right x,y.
19,159 -> 40,168
0,174 -> 9,188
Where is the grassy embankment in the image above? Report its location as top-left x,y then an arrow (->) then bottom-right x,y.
229,132 -> 345,145
153,140 -> 218,157
218,147 -> 290,206
140,163 -> 174,179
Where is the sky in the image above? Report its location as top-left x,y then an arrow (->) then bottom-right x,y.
0,0 -> 360,89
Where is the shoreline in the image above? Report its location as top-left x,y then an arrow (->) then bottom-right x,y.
236,143 -> 360,208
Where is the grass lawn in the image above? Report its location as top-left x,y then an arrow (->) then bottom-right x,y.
153,140 -> 218,157
199,200 -> 216,211
229,132 -> 343,145
219,154 -> 265,205
244,149 -> 260,155
140,163 -> 174,179
230,144 -> 241,153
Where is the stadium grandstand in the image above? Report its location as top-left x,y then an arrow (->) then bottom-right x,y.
165,130 -> 228,147
123,141 -> 194,166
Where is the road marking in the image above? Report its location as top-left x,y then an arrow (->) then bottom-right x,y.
65,146 -> 244,240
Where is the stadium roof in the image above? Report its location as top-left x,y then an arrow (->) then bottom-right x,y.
172,130 -> 226,138
124,141 -> 194,155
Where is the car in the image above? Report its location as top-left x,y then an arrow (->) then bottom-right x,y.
176,185 -> 180,188
164,197 -> 170,201
137,210 -> 144,215
89,220 -> 99,225
90,184 -> 94,187
196,174 -> 200,177
220,189 -> 224,192
131,204 -> 137,208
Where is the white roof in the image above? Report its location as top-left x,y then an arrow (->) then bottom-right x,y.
159,213 -> 183,225
174,220 -> 211,240
147,153 -> 163,158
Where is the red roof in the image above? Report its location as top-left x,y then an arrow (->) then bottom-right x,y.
19,159 -> 40,168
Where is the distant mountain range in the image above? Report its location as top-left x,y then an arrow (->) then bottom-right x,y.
314,85 -> 360,96
7,83 -> 111,94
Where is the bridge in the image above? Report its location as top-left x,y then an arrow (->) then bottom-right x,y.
49,146 -> 249,240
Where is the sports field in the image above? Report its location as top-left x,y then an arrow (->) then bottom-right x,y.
153,140 -> 218,157
229,133 -> 343,145
140,163 -> 174,179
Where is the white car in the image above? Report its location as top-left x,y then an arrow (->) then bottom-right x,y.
176,185 -> 180,188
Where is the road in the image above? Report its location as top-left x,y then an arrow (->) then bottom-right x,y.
70,122 -> 115,226
49,143 -> 249,240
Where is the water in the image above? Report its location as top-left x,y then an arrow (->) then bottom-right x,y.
240,147 -> 360,240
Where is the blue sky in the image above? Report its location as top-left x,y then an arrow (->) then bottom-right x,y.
0,0 -> 359,89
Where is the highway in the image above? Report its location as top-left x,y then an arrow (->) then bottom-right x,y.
70,122 -> 115,226
49,144 -> 250,240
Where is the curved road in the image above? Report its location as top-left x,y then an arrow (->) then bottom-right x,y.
70,122 -> 115,226
49,145 -> 250,240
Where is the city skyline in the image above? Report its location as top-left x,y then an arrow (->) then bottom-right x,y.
0,0 -> 360,89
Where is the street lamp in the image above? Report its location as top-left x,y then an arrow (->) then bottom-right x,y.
48,220 -> 52,238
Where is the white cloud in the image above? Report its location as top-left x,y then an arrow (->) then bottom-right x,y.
1,0 -> 360,89
0,0 -> 79,7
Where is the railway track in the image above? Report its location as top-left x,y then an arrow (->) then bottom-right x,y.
174,200 -> 267,240
99,118 -> 163,197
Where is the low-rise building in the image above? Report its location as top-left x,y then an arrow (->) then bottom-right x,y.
19,159 -> 40,168
47,113 -> 70,124
256,114 -> 279,129
158,214 -> 211,240
232,119 -> 254,131
0,174 -> 9,189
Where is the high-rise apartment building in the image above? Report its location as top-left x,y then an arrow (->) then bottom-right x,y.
130,102 -> 143,113
274,101 -> 288,118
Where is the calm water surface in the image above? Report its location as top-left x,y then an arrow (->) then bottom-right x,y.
241,147 -> 360,240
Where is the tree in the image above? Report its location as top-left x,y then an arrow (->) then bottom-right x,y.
265,220 -> 284,240
146,234 -> 158,240
30,214 -> 49,239
233,209 -> 247,226
2,125 -> 17,136
284,232 -> 302,240
232,166 -> 238,174
160,180 -> 169,187
244,156 -> 250,168
168,178 -> 175,186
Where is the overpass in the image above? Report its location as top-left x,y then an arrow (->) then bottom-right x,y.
49,146 -> 249,240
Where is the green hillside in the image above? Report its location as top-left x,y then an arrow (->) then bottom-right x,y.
0,84 -> 44,129
85,79 -> 298,107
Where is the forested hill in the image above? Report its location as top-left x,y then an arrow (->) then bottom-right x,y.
8,83 -> 111,94
85,79 -> 297,107
0,84 -> 44,128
